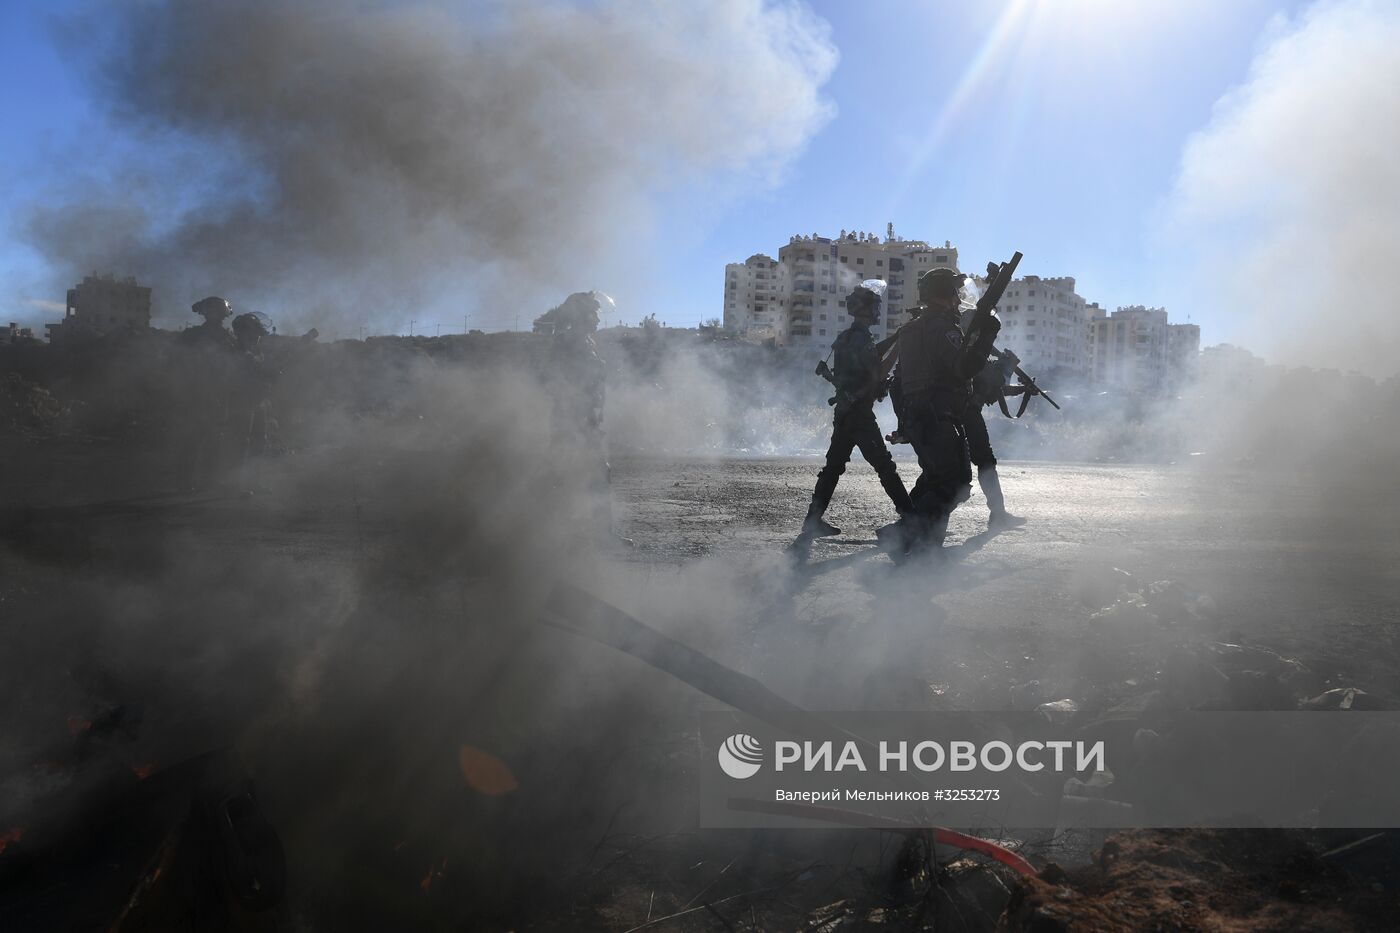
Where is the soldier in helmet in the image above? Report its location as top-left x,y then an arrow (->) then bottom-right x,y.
882,267 -> 1000,554
176,296 -> 237,489
541,291 -> 633,546
797,283 -> 913,541
181,295 -> 236,348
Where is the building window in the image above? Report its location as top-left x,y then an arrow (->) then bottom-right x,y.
935,255 -> 947,262
840,256 -> 847,263
856,258 -> 864,265
819,329 -> 827,336
875,259 -> 883,267
820,299 -> 827,306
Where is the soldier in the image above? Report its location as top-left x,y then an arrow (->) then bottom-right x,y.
541,291 -> 633,547
962,348 -> 1026,528
181,295 -> 236,348
176,297 -> 237,489
798,283 -> 913,540
230,312 -> 276,469
883,268 -> 1000,554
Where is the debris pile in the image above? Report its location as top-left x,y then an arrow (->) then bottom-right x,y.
1002,829 -> 1397,932
0,372 -> 66,436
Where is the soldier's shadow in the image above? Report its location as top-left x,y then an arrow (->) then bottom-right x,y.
757,524 -> 1021,635
854,524 -> 1024,597
787,542 -> 884,580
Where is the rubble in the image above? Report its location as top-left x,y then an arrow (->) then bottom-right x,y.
1000,830 -> 1396,932
0,372 -> 66,435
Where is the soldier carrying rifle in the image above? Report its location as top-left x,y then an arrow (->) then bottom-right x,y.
878,255 -> 1020,556
795,282 -> 913,543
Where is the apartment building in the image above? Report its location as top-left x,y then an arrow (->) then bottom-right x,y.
46,273 -> 152,343
994,275 -> 1095,378
723,224 -> 958,349
1088,305 -> 1172,390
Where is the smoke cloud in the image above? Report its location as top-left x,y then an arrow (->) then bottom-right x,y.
26,0 -> 836,332
1162,0 -> 1400,375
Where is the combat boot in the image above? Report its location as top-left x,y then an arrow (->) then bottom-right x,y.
979,466 -> 1026,529
800,512 -> 842,538
987,510 -> 1027,530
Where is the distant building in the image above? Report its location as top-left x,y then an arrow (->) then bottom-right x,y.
1166,323 -> 1201,389
1088,305 -> 1172,392
995,276 -> 1095,378
45,273 -> 152,343
723,224 -> 958,349
722,253 -> 781,342
1198,343 -> 1266,388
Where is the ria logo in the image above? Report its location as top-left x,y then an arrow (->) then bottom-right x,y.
717,733 -> 763,779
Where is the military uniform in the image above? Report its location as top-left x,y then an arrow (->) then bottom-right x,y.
887,268 -> 1001,549
961,350 -> 1024,524
805,317 -> 913,528
894,305 -> 974,529
545,291 -> 630,545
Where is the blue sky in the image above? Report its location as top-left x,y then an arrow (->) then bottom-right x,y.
659,0 -> 1313,336
0,0 -> 1322,348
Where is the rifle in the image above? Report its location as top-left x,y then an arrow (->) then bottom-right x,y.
815,356 -> 886,408
994,346 -> 1061,415
957,252 -> 1021,379
814,358 -> 845,407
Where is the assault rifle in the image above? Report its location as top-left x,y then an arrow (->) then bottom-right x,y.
994,346 -> 1061,414
957,252 -> 1021,379
815,357 -> 886,408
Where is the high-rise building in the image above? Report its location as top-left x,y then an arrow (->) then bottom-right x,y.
723,224 -> 958,349
722,253 -> 782,342
1089,305 -> 1172,391
994,276 -> 1095,378
1166,323 -> 1201,389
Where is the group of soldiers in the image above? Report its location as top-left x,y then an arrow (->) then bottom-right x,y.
797,266 -> 1026,558
546,272 -> 1033,559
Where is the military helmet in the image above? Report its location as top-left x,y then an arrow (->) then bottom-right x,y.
231,311 -> 271,341
559,290 -> 615,330
846,285 -> 881,320
192,295 -> 231,321
917,268 -> 964,304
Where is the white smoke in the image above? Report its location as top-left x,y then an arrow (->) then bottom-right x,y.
1161,0 -> 1400,376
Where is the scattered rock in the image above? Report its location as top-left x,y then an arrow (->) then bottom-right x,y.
1036,699 -> 1079,725
1302,686 -> 1397,711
